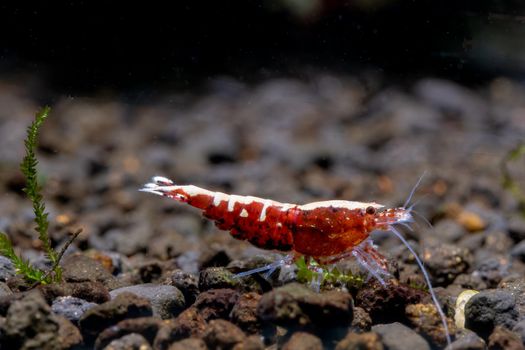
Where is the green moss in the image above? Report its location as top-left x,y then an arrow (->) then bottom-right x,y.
501,143 -> 525,216
0,107 -> 80,285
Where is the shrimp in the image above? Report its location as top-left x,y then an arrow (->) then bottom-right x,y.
140,175 -> 452,346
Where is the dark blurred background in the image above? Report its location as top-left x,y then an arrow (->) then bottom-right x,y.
0,1 -> 524,94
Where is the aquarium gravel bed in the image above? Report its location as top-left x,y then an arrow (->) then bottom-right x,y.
0,74 -> 524,350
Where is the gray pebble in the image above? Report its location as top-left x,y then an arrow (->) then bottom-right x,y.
110,283 -> 185,319
465,290 -> 519,338
51,296 -> 97,324
0,256 -> 15,282
372,322 -> 430,350
103,333 -> 152,350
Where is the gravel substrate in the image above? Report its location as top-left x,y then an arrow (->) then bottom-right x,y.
0,74 -> 524,349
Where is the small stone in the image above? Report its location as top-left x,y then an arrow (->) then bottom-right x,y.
487,326 -> 524,350
465,290 -> 519,339
355,280 -> 424,324
405,303 -> 455,347
62,254 -> 119,289
456,211 -> 487,232
0,282 -> 12,297
199,267 -> 240,291
335,332 -> 383,350
422,242 -> 472,285
257,282 -> 353,330
167,338 -> 207,350
232,335 -> 265,350
40,281 -> 111,304
79,292 -> 153,343
512,320 -> 525,345
95,317 -> 163,350
372,322 -> 430,350
0,256 -> 15,282
472,257 -> 510,288
511,240 -> 525,262
446,329 -> 486,350
431,219 -> 466,243
3,290 -> 82,350
203,319 -> 246,350
169,269 -> 199,305
282,331 -> 323,350
194,288 -> 240,321
103,333 -> 152,350
351,306 -> 372,331
153,307 -> 207,349
110,283 -> 185,319
230,292 -> 263,335
52,296 -> 97,324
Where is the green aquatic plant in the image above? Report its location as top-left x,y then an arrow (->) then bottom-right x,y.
295,256 -> 364,289
0,107 -> 79,285
501,142 -> 525,216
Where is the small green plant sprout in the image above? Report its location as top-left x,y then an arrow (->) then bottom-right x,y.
501,142 -> 525,216
0,107 -> 80,285
295,256 -> 364,290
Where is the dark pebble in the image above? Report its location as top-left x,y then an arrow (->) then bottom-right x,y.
282,331 -> 323,350
465,290 -> 519,339
51,295 -> 97,324
230,292 -> 265,335
153,307 -> 207,349
405,303 -> 455,347
79,291 -> 153,343
166,338 -> 207,350
39,281 -> 111,304
62,254 -> 119,289
110,283 -> 185,319
194,288 -> 240,321
3,290 -> 82,350
508,215 -> 525,242
169,269 -> 199,305
471,256 -> 510,288
232,335 -> 265,350
203,319 -> 246,350
103,333 -> 152,350
499,277 -> 525,319
199,267 -> 240,291
512,320 -> 525,345
0,256 -> 15,282
0,282 -> 12,297
335,331 -> 383,350
446,329 -> 486,350
138,260 -> 164,283
422,242 -> 472,285
257,282 -> 353,330
372,322 -> 430,350
351,306 -> 372,331
487,326 -> 524,350
95,317 -> 163,350
355,280 -> 424,324
511,240 -> 525,262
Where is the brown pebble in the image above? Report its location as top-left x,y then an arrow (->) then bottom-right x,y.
456,210 -> 487,232
203,319 -> 246,349
282,332 -> 323,350
487,326 -> 524,350
335,332 -> 383,350
167,338 -> 207,350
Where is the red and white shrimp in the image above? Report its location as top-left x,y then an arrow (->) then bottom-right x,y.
140,175 -> 452,345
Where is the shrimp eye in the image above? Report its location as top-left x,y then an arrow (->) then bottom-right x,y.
366,206 -> 376,215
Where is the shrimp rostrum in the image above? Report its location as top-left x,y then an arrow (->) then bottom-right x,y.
140,176 -> 452,345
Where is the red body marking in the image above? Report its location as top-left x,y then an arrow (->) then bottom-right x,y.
140,176 -> 399,260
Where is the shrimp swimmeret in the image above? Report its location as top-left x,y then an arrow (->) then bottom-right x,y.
140,176 -> 452,346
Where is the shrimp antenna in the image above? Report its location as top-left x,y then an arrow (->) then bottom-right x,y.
403,171 -> 427,209
389,225 -> 452,346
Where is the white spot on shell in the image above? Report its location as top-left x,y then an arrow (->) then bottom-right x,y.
259,200 -> 272,221
240,209 -> 249,217
299,200 -> 384,211
213,192 -> 229,206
